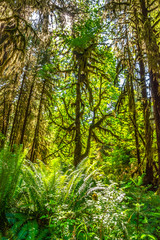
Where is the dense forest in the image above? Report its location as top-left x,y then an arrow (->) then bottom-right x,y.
0,0 -> 160,239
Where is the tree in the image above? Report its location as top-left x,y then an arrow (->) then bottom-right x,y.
104,0 -> 159,185
47,8 -> 119,166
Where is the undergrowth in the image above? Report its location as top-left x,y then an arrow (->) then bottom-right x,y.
0,147 -> 159,240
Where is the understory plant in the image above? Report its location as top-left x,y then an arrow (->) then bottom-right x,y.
2,157 -> 129,239
0,145 -> 25,234
123,180 -> 160,240
45,161 -> 128,239
0,148 -> 160,240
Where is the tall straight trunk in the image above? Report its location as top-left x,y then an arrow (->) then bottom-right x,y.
4,75 -> 18,139
9,67 -> 28,147
139,56 -> 153,183
128,76 -> 141,166
1,88 -> 6,137
150,70 -> 160,179
74,67 -> 82,167
20,77 -> 35,145
30,79 -> 46,162
139,58 -> 153,183
125,22 -> 141,166
133,7 -> 153,183
139,0 -> 160,185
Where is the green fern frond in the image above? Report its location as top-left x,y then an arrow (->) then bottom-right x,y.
0,145 -> 25,214
63,171 -> 81,201
36,228 -> 51,240
10,213 -> 28,237
17,223 -> 29,240
25,220 -> 39,240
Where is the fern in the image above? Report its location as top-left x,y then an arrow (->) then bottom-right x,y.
0,145 -> 25,235
0,145 -> 24,211
8,212 -> 50,240
4,158 -> 129,239
36,228 -> 51,240
15,159 -> 60,217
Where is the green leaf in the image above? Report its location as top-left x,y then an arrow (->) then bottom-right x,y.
141,234 -> 157,239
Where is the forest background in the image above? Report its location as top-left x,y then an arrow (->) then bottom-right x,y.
0,0 -> 160,239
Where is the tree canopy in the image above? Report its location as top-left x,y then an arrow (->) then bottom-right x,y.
0,0 -> 160,238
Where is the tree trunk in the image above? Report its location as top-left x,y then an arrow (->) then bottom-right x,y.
9,67 -> 28,147
140,0 -> 160,186
74,66 -> 82,167
30,79 -> 46,162
133,7 -> 153,183
128,76 -> 141,166
125,22 -> 141,167
1,87 -> 6,147
150,70 -> 160,181
20,76 -> 35,145
4,75 -> 18,142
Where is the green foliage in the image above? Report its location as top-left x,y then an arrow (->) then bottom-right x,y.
7,212 -> 51,240
1,0 -> 160,239
19,160 -> 55,214
102,146 -> 133,181
64,17 -> 102,50
0,145 -> 24,216
59,1 -> 103,51
0,147 -> 159,240
123,182 -> 160,239
16,159 -> 128,239
1,157 -> 127,239
48,35 -> 119,163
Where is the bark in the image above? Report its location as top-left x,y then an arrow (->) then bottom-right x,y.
74,67 -> 82,167
9,67 -> 28,147
139,0 -> 160,185
4,75 -> 18,140
128,76 -> 141,166
73,50 -> 94,167
139,59 -> 153,184
1,87 -> 6,147
20,76 -> 35,145
133,7 -> 153,184
125,22 -> 141,167
150,70 -> 160,182
30,79 -> 46,162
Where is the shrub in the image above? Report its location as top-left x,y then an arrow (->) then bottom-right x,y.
0,145 -> 24,234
